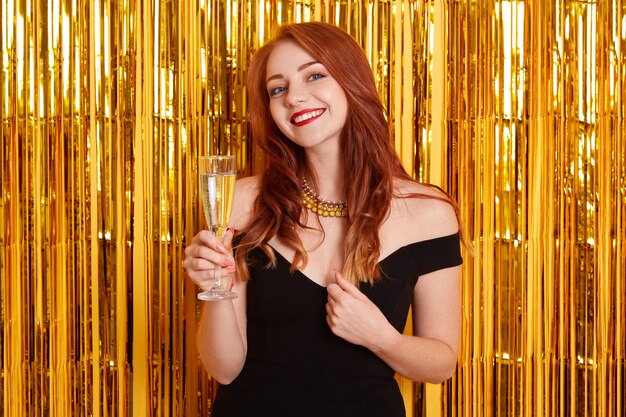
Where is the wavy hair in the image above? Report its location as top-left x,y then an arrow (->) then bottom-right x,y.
235,22 -> 462,284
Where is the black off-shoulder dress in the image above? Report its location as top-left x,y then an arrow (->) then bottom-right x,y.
211,233 -> 462,417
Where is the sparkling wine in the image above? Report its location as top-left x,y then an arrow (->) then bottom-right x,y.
200,173 -> 235,239
196,154 -> 237,301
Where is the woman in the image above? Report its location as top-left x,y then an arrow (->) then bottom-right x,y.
184,21 -> 463,417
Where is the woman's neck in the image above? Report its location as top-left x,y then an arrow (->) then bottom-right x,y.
304,151 -> 345,202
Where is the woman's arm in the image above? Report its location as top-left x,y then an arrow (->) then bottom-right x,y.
326,265 -> 460,383
184,177 -> 259,384
197,276 -> 249,384
376,265 -> 461,383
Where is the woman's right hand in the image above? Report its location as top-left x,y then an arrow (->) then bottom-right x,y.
183,229 -> 237,292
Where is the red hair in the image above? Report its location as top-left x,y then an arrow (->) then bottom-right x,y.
236,22 -> 457,283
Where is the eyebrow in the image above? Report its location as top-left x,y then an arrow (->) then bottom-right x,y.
266,60 -> 321,84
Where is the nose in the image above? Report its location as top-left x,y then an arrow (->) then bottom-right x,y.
285,82 -> 307,107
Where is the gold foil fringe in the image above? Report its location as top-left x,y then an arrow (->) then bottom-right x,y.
0,1 -> 624,417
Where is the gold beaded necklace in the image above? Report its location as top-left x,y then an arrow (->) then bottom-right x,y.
301,178 -> 348,218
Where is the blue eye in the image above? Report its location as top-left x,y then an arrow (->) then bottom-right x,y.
308,73 -> 325,81
269,86 -> 286,97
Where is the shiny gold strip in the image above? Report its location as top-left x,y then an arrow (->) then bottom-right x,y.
614,0 -> 623,412
131,0 -> 150,414
597,3 -> 613,416
51,0 -> 70,414
614,1 -> 625,415
114,0 -> 130,413
3,1 -> 24,414
32,0 -> 44,412
430,0 -> 445,186
526,0 -> 552,402
87,0 -> 102,414
392,0 -> 416,174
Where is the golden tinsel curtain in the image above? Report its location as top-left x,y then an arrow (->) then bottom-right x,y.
0,1 -> 624,417
447,2 -> 625,417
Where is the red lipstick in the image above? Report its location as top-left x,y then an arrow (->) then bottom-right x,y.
290,108 -> 325,126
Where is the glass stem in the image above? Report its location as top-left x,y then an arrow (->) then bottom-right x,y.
212,266 -> 222,292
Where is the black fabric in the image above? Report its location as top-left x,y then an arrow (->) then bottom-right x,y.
212,233 -> 462,417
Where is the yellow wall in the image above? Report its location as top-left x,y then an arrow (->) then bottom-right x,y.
0,1 -> 624,416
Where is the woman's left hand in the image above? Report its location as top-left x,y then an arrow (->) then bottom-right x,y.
325,271 -> 395,348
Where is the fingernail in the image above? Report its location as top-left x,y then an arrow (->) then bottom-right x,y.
223,259 -> 234,267
217,244 -> 228,254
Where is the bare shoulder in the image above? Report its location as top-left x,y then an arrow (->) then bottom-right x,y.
389,178 -> 459,242
230,175 -> 261,231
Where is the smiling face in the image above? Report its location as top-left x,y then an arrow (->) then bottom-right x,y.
265,41 -> 349,152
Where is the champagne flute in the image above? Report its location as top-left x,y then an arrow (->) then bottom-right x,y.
197,155 -> 237,301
